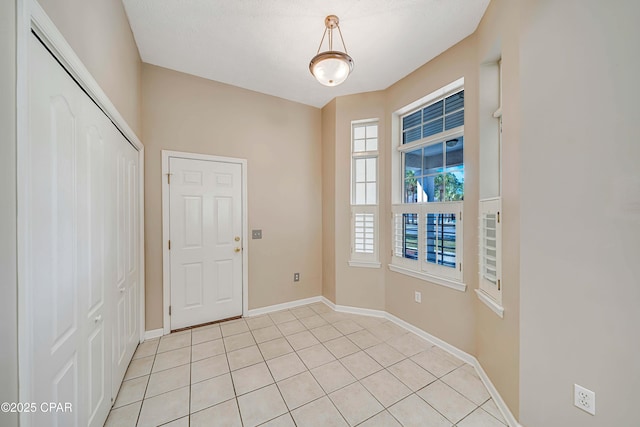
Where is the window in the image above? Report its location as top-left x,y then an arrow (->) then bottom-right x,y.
350,121 -> 380,268
477,59 -> 504,316
391,84 -> 465,289
479,198 -> 501,304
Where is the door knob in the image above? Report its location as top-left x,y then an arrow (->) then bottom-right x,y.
234,247 -> 241,253
234,236 -> 240,242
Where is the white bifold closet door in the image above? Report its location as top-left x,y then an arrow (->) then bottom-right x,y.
27,34 -> 139,427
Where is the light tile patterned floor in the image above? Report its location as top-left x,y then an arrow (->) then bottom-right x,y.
105,303 -> 507,427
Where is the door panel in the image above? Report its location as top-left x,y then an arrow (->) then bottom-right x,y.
169,158 -> 243,329
112,139 -> 140,395
28,34 -> 139,427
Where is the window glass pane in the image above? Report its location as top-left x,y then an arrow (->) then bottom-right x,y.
366,183 -> 377,204
445,91 -> 464,113
404,149 -> 422,175
403,213 -> 418,260
404,179 -> 417,203
422,100 -> 443,122
423,143 -> 444,175
354,139 -> 365,152
414,177 -> 427,202
355,183 -> 365,204
435,174 -> 449,202
404,149 -> 421,203
425,213 -> 457,268
355,158 -> 366,182
354,126 -> 366,139
423,118 -> 443,138
423,175 -> 444,202
445,110 -> 464,130
445,137 -> 463,167
444,170 -> 464,201
402,111 -> 421,130
366,125 -> 378,138
366,138 -> 378,151
403,127 -> 421,144
366,158 -> 376,182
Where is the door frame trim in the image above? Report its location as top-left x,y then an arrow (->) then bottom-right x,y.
161,150 -> 249,335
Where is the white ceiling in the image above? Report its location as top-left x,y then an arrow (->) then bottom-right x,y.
122,0 -> 490,108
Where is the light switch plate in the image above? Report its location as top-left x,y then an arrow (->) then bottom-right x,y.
252,229 -> 262,239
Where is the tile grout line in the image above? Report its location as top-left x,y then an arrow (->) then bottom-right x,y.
111,304 -> 504,427
134,339 -> 159,427
220,320 -> 245,427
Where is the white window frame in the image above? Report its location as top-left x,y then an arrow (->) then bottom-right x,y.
476,59 -> 504,317
350,120 -> 380,268
477,197 -> 503,316
390,203 -> 464,291
389,79 -> 466,290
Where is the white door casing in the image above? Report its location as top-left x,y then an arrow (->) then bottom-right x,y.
168,157 -> 244,329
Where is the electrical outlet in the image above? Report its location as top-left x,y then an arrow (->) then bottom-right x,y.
294,273 -> 300,282
574,384 -> 595,415
414,291 -> 422,303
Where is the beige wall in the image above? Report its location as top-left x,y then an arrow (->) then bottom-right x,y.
320,0 -> 523,414
0,1 -> 19,426
519,1 -> 640,425
322,99 -> 337,303
384,35 -> 479,355
474,0 -> 521,416
38,0 -> 142,136
332,92 -> 387,310
142,64 -> 323,329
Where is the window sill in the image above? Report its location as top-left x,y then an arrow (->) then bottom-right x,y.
348,260 -> 381,269
475,289 -> 504,318
388,264 -> 466,292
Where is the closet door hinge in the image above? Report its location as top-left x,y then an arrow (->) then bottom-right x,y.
168,240 -> 171,250
497,211 -> 500,223
169,305 -> 171,316
167,173 -> 172,184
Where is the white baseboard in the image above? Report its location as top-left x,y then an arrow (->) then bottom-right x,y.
245,296 -> 323,317
321,297 -> 386,318
473,359 -> 522,427
143,328 -> 164,340
384,313 -> 476,366
243,295 -> 520,426
320,298 -> 520,427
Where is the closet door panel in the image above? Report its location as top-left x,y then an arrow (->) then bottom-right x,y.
111,131 -> 140,394
29,37 -> 83,427
28,34 -> 139,427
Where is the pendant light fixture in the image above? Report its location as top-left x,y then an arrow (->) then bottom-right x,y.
309,15 -> 354,87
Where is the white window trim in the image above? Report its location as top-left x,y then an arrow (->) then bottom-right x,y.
350,120 -> 379,267
349,260 -> 382,269
476,59 -> 504,317
475,289 -> 504,317
390,79 -> 466,289
391,203 -> 465,289
389,264 -> 466,292
478,197 -> 502,307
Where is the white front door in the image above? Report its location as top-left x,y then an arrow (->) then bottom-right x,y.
169,157 -> 243,329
